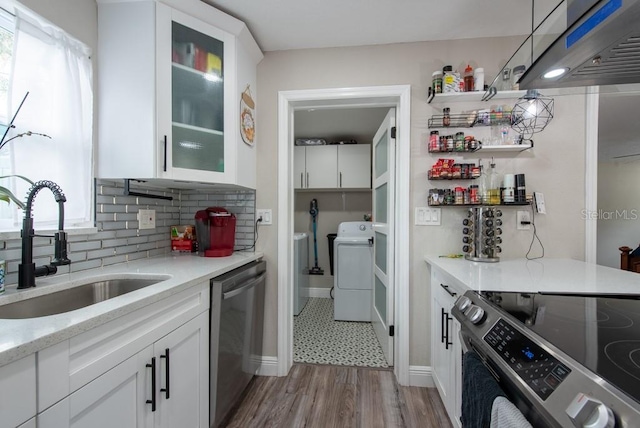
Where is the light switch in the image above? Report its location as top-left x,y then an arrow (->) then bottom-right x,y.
415,207 -> 441,226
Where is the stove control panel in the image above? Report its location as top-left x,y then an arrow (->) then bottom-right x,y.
484,318 -> 571,400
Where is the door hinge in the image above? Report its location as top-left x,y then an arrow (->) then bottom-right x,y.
391,127 -> 396,139
389,325 -> 394,337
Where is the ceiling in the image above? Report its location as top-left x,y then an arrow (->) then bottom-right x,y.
203,0 -> 561,52
294,108 -> 390,144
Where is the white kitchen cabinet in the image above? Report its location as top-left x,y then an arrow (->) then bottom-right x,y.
338,144 -> 371,188
38,346 -> 154,428
38,310 -> 209,428
0,354 -> 36,428
97,0 -> 261,188
430,268 -> 464,428
155,311 -> 209,428
294,144 -> 371,190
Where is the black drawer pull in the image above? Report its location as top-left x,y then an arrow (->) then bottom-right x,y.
445,313 -> 453,350
441,307 -> 446,344
146,357 -> 156,412
440,283 -> 457,298
160,348 -> 170,399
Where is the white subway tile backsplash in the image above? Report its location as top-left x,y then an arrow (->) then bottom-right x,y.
0,180 -> 256,285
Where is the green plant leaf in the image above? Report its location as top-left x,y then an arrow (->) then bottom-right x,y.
0,185 -> 26,209
0,174 -> 34,185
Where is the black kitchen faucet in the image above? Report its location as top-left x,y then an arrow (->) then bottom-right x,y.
17,180 -> 71,289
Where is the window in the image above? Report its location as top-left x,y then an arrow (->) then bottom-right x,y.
0,4 -> 93,231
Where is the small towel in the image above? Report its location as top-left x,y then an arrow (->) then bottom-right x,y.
490,396 -> 533,428
461,351 -> 506,428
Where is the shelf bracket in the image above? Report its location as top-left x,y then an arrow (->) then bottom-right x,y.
123,179 -> 173,201
427,86 -> 435,103
481,86 -> 497,102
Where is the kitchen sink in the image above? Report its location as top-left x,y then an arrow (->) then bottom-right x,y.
0,276 -> 170,319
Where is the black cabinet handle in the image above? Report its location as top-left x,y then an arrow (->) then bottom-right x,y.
160,348 -> 170,399
441,307 -> 446,344
445,312 -> 453,350
440,284 -> 457,298
163,135 -> 167,172
146,357 -> 156,412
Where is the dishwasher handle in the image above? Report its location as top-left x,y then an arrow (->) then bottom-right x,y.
222,272 -> 266,300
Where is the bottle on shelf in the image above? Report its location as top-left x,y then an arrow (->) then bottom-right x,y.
479,161 -> 490,204
474,67 -> 484,92
443,107 -> 451,127
464,64 -> 474,92
488,161 -> 501,205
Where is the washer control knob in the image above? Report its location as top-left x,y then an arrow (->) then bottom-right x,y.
565,393 -> 615,428
455,296 -> 472,312
465,305 -> 485,325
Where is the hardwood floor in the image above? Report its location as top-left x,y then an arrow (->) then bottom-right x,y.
224,364 -> 452,428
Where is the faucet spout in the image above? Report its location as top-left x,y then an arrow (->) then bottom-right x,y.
18,180 -> 71,289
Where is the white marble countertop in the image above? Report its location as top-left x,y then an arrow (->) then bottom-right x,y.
425,256 -> 640,295
0,251 -> 263,367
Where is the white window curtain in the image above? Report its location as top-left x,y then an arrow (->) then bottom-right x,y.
5,9 -> 92,229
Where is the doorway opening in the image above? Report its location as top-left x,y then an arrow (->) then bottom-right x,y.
277,85 -> 411,385
292,106 -> 391,368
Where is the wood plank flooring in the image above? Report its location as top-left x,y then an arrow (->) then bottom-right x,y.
224,364 -> 452,428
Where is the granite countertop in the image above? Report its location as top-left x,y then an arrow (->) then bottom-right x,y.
425,256 -> 640,295
0,251 -> 263,367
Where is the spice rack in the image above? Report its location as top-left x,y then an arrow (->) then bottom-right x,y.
428,112 -> 512,129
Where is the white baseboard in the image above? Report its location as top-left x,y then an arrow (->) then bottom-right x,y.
409,365 -> 434,387
307,287 -> 332,299
256,356 -> 279,377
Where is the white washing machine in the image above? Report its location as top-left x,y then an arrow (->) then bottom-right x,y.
333,222 -> 374,321
293,232 -> 309,315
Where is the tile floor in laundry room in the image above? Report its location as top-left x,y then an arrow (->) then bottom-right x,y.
293,297 -> 389,368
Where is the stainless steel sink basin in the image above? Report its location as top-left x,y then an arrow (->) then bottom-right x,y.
0,277 -> 167,319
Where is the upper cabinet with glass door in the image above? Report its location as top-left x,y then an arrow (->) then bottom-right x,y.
97,0 -> 263,188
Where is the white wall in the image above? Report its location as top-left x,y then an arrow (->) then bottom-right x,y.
256,39 -> 589,365
597,159 -> 640,268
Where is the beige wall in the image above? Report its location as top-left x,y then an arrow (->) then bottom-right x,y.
294,191 -> 372,289
256,39 -> 588,365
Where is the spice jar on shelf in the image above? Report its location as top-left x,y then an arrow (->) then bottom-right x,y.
432,70 -> 443,94
443,107 -> 451,127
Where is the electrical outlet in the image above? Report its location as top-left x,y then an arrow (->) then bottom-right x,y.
516,210 -> 531,230
257,209 -> 272,225
138,209 -> 156,229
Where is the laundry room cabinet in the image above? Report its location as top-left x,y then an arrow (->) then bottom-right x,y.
294,144 -> 371,190
97,0 -> 262,188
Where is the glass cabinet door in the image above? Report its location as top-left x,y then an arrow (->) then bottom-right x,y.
171,21 -> 224,172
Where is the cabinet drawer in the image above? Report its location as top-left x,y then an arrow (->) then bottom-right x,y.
432,268 -> 465,303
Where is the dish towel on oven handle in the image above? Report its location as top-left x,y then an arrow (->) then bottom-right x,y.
462,351 -> 506,428
490,396 -> 532,428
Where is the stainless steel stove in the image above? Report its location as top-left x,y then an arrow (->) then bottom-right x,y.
453,290 -> 640,428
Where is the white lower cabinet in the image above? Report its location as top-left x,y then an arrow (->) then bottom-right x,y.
38,347 -> 153,428
38,311 -> 209,428
0,355 -> 36,428
430,268 -> 463,428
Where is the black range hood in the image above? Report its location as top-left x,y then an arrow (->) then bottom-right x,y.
519,0 -> 640,90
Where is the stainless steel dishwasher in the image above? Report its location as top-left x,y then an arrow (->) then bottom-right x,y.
210,259 -> 266,427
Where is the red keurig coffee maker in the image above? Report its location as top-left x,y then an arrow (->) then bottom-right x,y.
194,207 -> 236,257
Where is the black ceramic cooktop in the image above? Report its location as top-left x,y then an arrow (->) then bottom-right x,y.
480,291 -> 640,405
